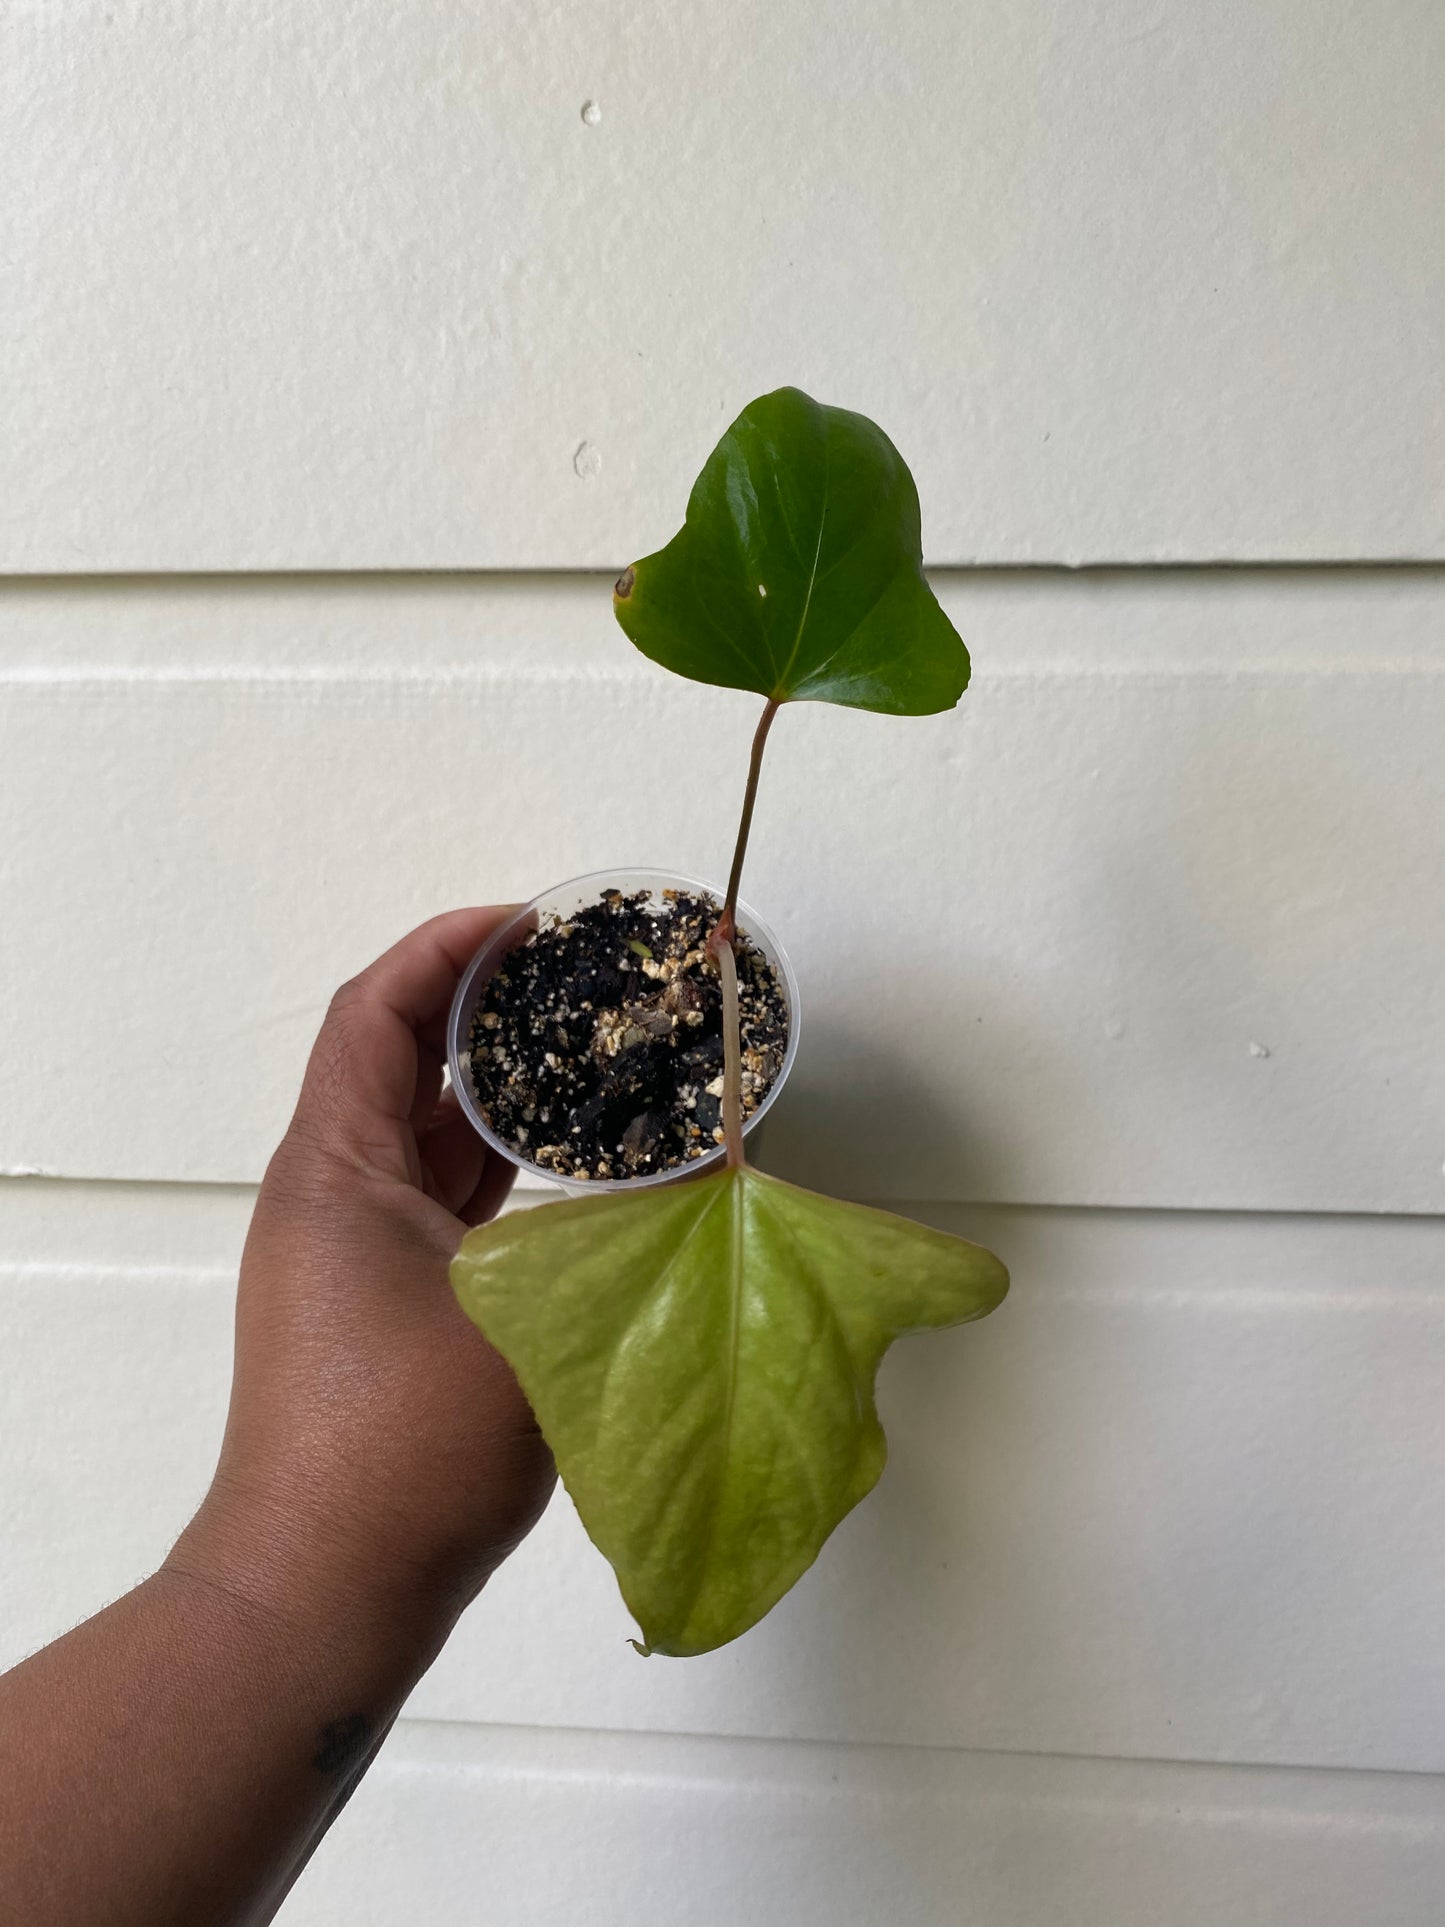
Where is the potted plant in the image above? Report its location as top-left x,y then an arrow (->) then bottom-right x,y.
450,387 -> 1008,1657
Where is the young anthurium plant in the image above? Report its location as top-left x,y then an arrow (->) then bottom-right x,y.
451,387 -> 1007,1657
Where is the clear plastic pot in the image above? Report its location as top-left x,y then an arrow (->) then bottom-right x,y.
446,868 -> 801,1193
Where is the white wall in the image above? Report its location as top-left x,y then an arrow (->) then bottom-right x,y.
3,6 -> 1443,1922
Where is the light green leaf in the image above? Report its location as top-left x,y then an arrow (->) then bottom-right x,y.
612,386 -> 969,715
451,1167 -> 1007,1656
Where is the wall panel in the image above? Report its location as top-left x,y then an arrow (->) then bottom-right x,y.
284,1721 -> 1445,1927
3,572 -> 1441,1211
5,3 -> 1444,569
4,1180 -> 1442,1774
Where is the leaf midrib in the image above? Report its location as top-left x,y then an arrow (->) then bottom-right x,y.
773,445 -> 831,696
675,1169 -> 747,1643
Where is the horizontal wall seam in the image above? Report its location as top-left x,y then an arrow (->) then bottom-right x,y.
5,560 -> 1445,587
5,662 -> 1445,687
2,1173 -> 1442,1230
384,1713 -> 1445,1791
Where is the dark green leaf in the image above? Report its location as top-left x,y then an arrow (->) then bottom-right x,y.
613,387 -> 969,715
451,1167 -> 1007,1656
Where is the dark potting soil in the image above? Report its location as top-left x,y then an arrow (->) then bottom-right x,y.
466,889 -> 789,1183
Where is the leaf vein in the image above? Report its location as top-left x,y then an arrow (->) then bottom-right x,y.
591,1188 -> 730,1444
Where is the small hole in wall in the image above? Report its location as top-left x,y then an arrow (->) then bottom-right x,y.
581,99 -> 601,126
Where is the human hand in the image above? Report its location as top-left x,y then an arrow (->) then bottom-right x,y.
173,907 -> 556,1642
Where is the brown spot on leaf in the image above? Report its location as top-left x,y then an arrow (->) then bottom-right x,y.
614,566 -> 636,600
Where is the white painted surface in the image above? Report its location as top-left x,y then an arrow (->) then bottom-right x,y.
8,8 -> 1445,1915
5,3 -> 1445,570
5,1180 -> 1443,1776
283,1720 -> 1445,1927
3,573 -> 1442,1212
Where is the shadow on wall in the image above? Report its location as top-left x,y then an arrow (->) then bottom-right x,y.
704,1231 -> 1051,1752
689,1203 -> 1159,1767
753,1016 -> 955,1194
731,1019 -> 1124,1756
754,987 -> 1086,1206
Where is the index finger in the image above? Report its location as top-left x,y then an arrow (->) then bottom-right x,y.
289,905 -> 519,1182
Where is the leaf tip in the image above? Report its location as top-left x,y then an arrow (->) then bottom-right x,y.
626,1637 -> 653,1658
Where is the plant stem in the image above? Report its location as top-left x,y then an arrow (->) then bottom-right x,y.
715,935 -> 745,1170
708,694 -> 781,1170
717,698 -> 781,945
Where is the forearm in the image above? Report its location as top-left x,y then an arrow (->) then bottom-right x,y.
0,1498 -> 464,1927
0,911 -> 551,1923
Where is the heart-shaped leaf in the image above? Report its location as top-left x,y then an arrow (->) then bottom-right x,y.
613,387 -> 969,716
451,1167 -> 1007,1656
